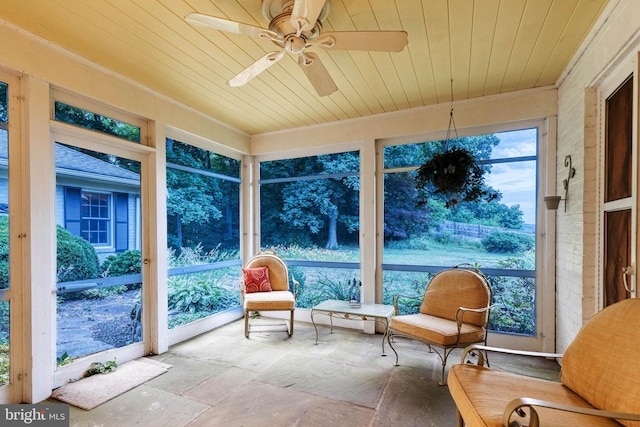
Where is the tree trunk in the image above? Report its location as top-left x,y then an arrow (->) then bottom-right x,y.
326,213 -> 338,249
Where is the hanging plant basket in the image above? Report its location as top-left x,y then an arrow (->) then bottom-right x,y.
415,146 -> 499,207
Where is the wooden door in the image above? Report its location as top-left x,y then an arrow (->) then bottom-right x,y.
603,76 -> 633,307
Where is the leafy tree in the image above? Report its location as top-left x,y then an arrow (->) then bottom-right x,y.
383,171 -> 430,240
382,134 -> 523,241
166,139 -> 225,251
276,152 -> 359,249
449,200 -> 523,229
54,101 -> 140,142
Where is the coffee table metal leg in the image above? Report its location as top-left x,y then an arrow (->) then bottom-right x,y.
380,318 -> 389,356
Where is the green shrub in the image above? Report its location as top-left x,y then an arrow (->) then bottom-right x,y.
0,221 -> 101,288
56,225 -> 100,282
0,301 -> 8,344
288,265 -> 306,307
84,249 -> 143,298
80,285 -> 128,299
481,231 -> 534,253
101,250 -> 141,277
487,256 -> 536,335
295,273 -> 361,309
0,342 -> 8,386
168,275 -> 239,314
382,274 -> 431,314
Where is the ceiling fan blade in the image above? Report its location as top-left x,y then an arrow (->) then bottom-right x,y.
298,52 -> 337,97
228,51 -> 286,87
291,0 -> 327,33
185,13 -> 277,39
315,31 -> 409,52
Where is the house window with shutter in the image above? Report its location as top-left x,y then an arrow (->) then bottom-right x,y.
81,191 -> 111,245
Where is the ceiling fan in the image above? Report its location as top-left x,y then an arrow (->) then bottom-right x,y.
186,0 -> 408,97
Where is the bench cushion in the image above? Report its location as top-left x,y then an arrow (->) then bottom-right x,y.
448,364 -> 621,426
389,313 -> 484,346
243,290 -> 295,311
560,298 -> 640,427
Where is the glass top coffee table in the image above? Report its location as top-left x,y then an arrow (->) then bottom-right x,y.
310,299 -> 395,356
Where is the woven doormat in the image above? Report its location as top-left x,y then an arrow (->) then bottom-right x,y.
51,358 -> 171,410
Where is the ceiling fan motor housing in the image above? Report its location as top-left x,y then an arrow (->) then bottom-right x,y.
269,10 -> 322,43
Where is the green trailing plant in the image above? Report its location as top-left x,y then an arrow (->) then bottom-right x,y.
56,351 -> 75,367
415,147 -> 499,208
0,343 -> 8,386
85,358 -> 117,377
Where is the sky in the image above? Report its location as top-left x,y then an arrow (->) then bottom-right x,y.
485,128 -> 538,225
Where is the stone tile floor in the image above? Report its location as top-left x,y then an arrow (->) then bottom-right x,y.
52,317 -> 560,427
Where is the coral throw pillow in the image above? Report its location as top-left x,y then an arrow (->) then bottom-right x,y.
242,266 -> 272,293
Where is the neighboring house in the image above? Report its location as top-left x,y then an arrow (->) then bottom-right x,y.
55,143 -> 141,261
0,132 -> 141,260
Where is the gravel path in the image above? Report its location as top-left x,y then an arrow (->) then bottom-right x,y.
56,290 -> 140,359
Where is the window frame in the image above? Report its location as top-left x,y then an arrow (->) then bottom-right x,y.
81,190 -> 112,246
164,130 -> 244,346
51,89 -> 149,146
377,117 -> 556,351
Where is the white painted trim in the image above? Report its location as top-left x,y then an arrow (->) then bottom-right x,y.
596,58 -> 637,312
50,105 -> 153,397
22,75 -> 56,403
241,154 -> 253,261
540,116 -> 558,353
168,309 -> 243,346
165,126 -> 245,160
147,123 -> 168,355
0,68 -> 25,404
360,140 -> 376,333
0,21 -> 249,154
251,86 -> 557,154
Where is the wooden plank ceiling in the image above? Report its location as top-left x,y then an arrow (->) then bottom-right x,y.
0,0 -> 609,136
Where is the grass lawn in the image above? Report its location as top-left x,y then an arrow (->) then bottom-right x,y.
383,243 -> 520,269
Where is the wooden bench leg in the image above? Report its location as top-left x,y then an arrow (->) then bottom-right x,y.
289,310 -> 294,336
244,311 -> 249,338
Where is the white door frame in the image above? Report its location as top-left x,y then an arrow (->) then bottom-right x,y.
50,123 -> 152,388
